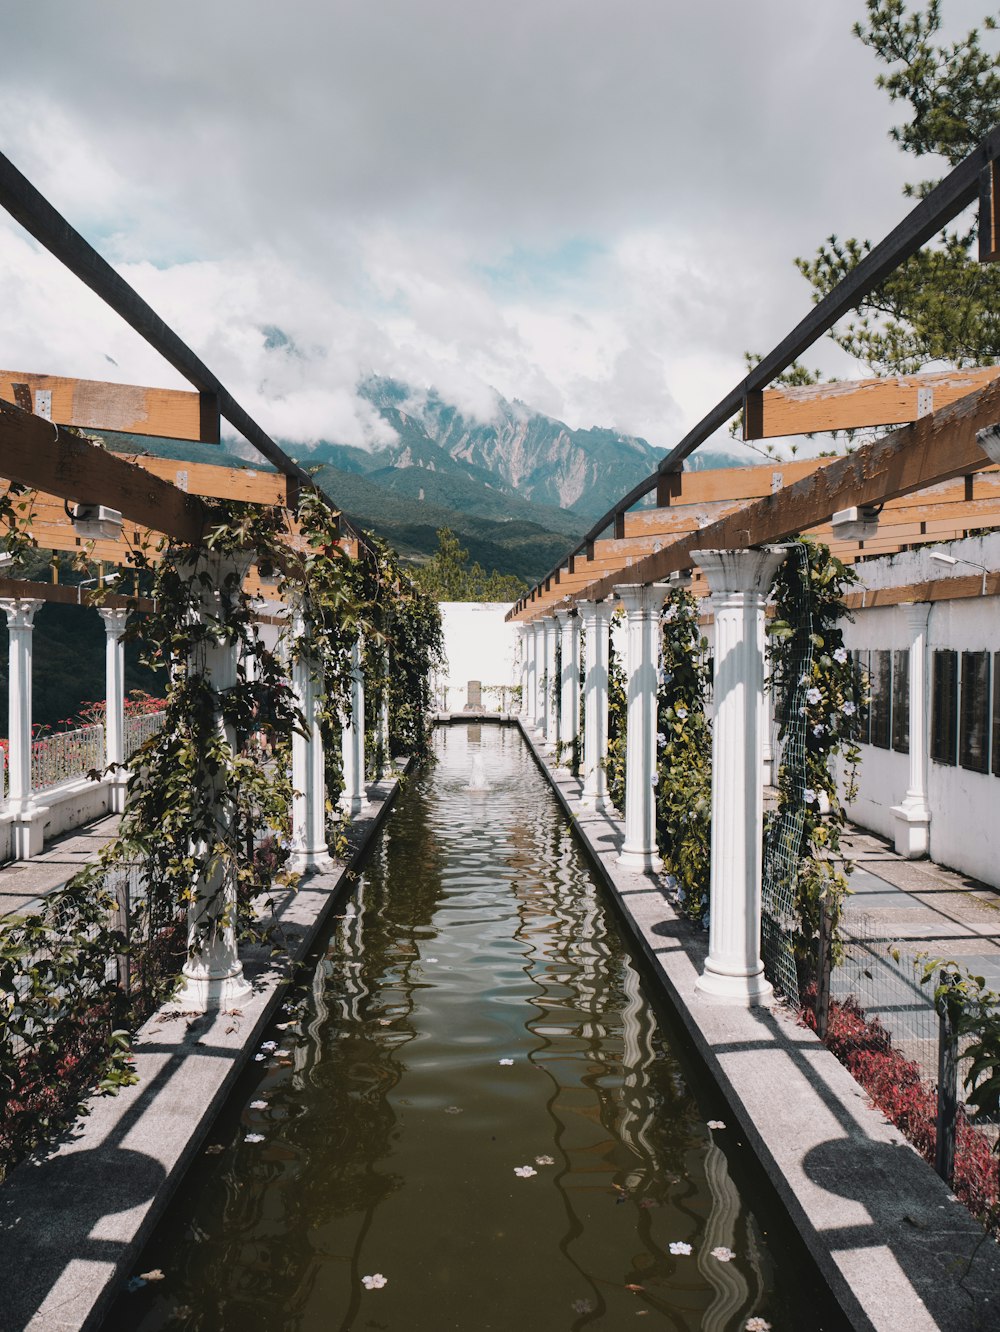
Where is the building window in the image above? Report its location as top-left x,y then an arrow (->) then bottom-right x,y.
993,652 -> 1000,779
960,651 -> 990,773
892,649 -> 909,754
869,649 -> 892,749
931,649 -> 958,766
849,650 -> 871,743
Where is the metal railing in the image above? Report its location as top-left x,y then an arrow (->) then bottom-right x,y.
124,710 -> 167,759
30,724 -> 105,793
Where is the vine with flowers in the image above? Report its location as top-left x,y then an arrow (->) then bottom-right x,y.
764,538 -> 864,993
655,589 -> 713,924
605,612 -> 627,811
0,489 -> 442,1179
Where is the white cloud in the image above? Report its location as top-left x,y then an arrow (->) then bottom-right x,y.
0,0 -> 994,464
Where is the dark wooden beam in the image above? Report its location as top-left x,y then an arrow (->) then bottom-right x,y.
0,575 -> 154,611
580,372 -> 1000,601
0,398 -> 208,543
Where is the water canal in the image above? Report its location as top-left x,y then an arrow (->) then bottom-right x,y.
107,724 -> 844,1331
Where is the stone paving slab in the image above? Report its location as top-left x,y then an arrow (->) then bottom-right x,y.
519,722 -> 1000,1332
0,816 -> 120,918
0,772 -> 407,1332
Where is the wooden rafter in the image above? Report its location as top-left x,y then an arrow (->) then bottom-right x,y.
743,366 -> 1000,440
512,373 -> 1000,620
0,369 -> 219,443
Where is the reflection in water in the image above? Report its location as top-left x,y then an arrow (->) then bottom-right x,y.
106,725 -> 821,1331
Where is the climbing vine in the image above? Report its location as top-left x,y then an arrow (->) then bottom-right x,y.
0,489 -> 443,1179
764,538 -> 863,987
605,612 -> 627,811
655,589 -> 712,924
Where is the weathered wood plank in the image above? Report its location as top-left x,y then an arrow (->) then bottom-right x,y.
575,373 -> 1000,604
744,366 -> 1000,441
0,398 -> 207,543
0,369 -> 219,443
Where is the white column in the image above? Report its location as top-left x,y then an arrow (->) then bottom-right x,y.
542,615 -> 559,749
98,607 -> 129,813
517,625 -> 530,719
379,690 -> 391,772
289,612 -> 333,872
555,609 -> 581,766
173,553 -> 252,1011
579,600 -> 613,810
615,583 -> 668,873
892,602 -> 932,858
522,624 -> 536,726
340,636 -> 366,817
533,619 -> 548,734
1,598 -> 43,858
693,547 -> 786,1006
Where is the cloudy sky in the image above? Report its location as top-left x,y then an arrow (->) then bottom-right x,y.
0,1 -> 993,459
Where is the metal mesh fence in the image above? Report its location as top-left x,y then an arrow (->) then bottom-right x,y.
836,912 -> 1000,1139
760,545 -> 810,1005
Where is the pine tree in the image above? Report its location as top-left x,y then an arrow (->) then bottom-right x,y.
798,1 -> 1000,373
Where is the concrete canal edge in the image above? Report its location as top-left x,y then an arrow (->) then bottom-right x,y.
0,763 -> 411,1332
516,718 -> 1000,1332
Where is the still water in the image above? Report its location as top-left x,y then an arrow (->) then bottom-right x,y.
107,724 -> 840,1331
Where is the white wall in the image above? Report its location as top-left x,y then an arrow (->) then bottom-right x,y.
436,603 -> 518,712
839,537 -> 1000,887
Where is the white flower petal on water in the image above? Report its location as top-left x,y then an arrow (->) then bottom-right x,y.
669,1241 -> 692,1256
250,1100 -> 268,1111
253,1054 -> 266,1062
513,1165 -> 537,1178
244,1133 -> 265,1144
274,1049 -> 291,1058
745,1319 -> 773,1331
711,1245 -> 735,1262
498,1058 -> 514,1066
535,1154 -> 555,1166
361,1273 -> 388,1290
707,1119 -> 726,1130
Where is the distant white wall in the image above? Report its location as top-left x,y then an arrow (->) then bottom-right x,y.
436,603 -> 519,712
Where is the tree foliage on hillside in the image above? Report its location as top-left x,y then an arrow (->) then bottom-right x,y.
798,1 -> 1000,373
412,527 -> 528,602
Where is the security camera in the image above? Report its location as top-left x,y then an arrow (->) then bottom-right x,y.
70,504 -> 123,541
831,506 -> 880,541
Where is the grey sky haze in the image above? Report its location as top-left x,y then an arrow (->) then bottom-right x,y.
0,1 -> 994,458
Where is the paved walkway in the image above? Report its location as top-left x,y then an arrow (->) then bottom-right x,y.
834,830 -> 1000,1095
0,815 -> 120,919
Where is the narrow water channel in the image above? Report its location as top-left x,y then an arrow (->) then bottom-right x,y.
107,724 -> 841,1331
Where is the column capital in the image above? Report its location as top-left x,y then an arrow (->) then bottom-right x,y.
553,606 -> 576,625
0,597 -> 43,629
97,606 -> 130,637
692,547 -> 786,599
577,599 -> 614,626
613,583 -> 668,618
899,600 -> 932,632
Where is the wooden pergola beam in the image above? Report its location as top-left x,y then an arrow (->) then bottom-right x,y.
0,398 -> 208,543
545,373 -> 1000,609
0,369 -> 219,444
743,365 -> 1000,440
0,574 -> 154,611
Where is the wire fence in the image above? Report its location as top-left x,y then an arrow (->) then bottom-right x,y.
30,723 -> 105,793
835,912 -> 1000,1138
124,709 -> 167,758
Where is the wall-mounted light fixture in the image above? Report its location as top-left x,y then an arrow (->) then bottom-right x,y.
68,503 -> 123,541
831,505 -> 881,541
929,548 -> 991,595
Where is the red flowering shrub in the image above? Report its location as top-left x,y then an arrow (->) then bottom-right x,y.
801,987 -> 999,1231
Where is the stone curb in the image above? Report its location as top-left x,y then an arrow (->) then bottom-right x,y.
518,720 -> 1000,1332
0,764 -> 409,1332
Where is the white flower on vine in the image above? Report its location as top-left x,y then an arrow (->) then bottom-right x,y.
833,647 -> 848,664
799,673 -> 811,686
806,687 -> 822,704
842,701 -> 857,716
676,706 -> 688,720
803,787 -> 817,804
656,732 -> 667,749
812,724 -> 825,737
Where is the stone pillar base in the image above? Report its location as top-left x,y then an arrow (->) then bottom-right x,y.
170,964 -> 253,1012
695,966 -> 773,1007
339,793 -> 363,818
289,848 -> 335,874
616,846 -> 663,875
891,800 -> 930,858
579,794 -> 610,815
